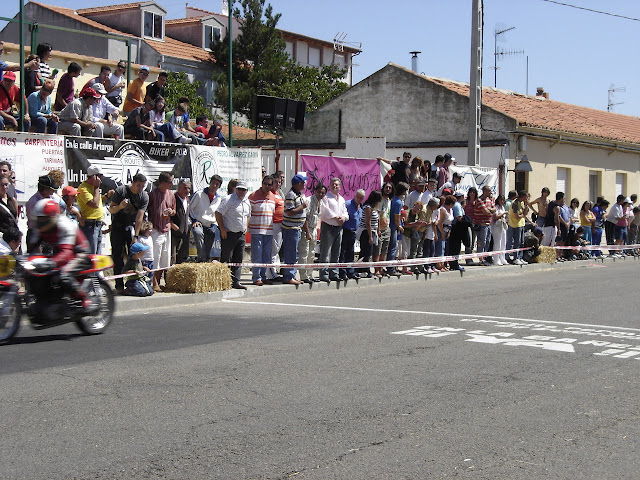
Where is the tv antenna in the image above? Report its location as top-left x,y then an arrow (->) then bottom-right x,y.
493,25 -> 524,88
607,84 -> 626,112
333,32 -> 362,52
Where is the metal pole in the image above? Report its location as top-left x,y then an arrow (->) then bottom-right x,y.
19,0 -> 25,132
228,2 -> 233,147
467,0 -> 483,166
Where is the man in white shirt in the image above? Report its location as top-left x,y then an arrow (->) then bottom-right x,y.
318,178 -> 349,282
420,178 -> 437,205
190,175 -> 223,262
90,83 -> 123,139
437,172 -> 463,197
106,61 -> 127,107
216,181 -> 251,289
405,179 -> 426,209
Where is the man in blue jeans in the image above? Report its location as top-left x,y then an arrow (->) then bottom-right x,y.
190,174 -> 223,262
281,174 -> 308,285
77,165 -> 114,254
318,178 -> 348,282
388,182 -> 408,274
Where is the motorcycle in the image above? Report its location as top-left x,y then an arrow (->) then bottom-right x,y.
0,253 -> 115,344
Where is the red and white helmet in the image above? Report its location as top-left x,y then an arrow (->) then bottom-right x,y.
34,198 -> 60,231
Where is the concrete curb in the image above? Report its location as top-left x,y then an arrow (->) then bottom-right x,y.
115,255 -> 633,313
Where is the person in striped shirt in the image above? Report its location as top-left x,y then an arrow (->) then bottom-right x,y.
248,175 -> 276,286
281,174 -> 309,285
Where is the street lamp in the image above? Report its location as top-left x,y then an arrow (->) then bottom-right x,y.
512,155 -> 533,172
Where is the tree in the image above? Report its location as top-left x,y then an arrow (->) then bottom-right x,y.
164,71 -> 209,118
211,0 -> 348,120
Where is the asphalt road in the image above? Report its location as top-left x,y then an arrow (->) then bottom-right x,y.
1,260 -> 639,479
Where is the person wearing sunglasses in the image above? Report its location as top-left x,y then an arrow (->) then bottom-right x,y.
27,78 -> 58,134
122,65 -> 150,115
106,61 -> 127,107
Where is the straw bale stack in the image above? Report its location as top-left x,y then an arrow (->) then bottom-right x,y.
530,246 -> 556,264
165,262 -> 232,293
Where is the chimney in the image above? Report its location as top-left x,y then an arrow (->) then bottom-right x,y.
410,51 -> 421,73
536,87 -> 549,99
222,0 -> 229,16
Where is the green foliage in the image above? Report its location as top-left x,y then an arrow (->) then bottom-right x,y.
163,71 -> 209,118
211,0 -> 349,120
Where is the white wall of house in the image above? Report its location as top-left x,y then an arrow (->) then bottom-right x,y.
513,137 -> 640,203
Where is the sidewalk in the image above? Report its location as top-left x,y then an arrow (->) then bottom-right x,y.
114,255 -> 634,313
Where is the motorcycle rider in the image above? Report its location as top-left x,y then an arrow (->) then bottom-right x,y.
30,198 -> 95,311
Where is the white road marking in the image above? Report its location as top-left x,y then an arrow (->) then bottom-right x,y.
222,299 -> 640,333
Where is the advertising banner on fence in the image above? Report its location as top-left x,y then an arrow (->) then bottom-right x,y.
64,138 -> 193,190
300,155 -> 381,199
451,165 -> 499,195
0,132 -> 65,203
190,146 -> 262,193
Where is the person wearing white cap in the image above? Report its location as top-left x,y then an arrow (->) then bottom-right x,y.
77,165 -> 114,254
216,180 -> 251,289
90,83 -> 123,140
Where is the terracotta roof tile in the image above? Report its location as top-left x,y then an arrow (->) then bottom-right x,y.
165,16 -> 206,25
144,36 -> 213,63
392,64 -> 640,146
77,2 -> 144,14
31,2 -> 134,37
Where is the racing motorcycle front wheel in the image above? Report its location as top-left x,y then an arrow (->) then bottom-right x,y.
75,277 -> 115,335
0,295 -> 21,345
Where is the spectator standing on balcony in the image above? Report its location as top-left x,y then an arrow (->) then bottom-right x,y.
36,43 -> 56,81
144,71 -> 167,102
27,79 -> 58,134
53,62 -> 82,111
23,54 -> 42,97
82,65 -> 111,92
106,61 -> 127,107
122,66 -> 149,115
0,71 -> 30,131
57,88 -> 99,137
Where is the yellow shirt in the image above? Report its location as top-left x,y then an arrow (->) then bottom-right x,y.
77,181 -> 103,220
508,200 -> 526,228
122,78 -> 146,114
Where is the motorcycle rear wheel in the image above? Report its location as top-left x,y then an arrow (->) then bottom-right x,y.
75,278 -> 115,335
0,296 -> 21,344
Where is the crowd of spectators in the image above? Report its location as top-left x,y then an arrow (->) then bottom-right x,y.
0,150 -> 638,295
0,42 -> 226,146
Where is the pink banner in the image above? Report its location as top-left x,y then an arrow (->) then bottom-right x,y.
300,155 -> 381,199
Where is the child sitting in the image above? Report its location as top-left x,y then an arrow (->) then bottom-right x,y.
124,242 -> 154,296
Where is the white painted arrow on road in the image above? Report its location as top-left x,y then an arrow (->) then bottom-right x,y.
465,334 -> 576,353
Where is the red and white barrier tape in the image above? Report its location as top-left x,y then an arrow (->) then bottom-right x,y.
103,243 -> 640,281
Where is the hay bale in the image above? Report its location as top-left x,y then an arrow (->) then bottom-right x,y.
165,262 -> 232,293
530,246 -> 556,264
